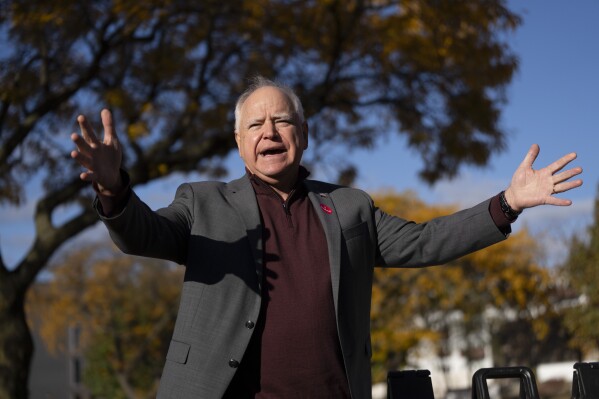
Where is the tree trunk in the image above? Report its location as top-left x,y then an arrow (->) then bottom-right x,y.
0,284 -> 33,399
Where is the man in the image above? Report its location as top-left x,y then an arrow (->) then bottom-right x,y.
71,77 -> 583,398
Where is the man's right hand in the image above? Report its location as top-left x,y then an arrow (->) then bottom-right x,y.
70,109 -> 123,196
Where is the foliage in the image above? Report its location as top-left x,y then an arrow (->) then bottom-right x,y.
560,185 -> 599,354
0,0 -> 520,205
0,0 -> 520,395
26,243 -> 183,398
370,191 -> 554,382
492,311 -> 580,368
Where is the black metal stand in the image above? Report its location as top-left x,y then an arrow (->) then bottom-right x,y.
387,369 -> 435,399
572,362 -> 599,399
471,366 -> 539,399
387,362 -> 599,399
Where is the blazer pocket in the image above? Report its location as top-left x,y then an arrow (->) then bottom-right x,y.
342,221 -> 373,270
342,221 -> 368,241
166,340 -> 191,364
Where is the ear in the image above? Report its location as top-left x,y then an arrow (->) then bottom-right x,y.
235,132 -> 242,156
301,122 -> 309,150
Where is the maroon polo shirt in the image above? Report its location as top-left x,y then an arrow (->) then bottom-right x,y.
224,168 -> 350,398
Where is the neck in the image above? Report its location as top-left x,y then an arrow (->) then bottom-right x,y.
269,184 -> 293,201
246,169 -> 303,201
263,174 -> 297,201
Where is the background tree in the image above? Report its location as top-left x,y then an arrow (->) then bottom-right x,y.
370,191 -> 555,383
560,185 -> 599,355
0,0 -> 520,395
27,242 -> 183,399
492,312 -> 580,369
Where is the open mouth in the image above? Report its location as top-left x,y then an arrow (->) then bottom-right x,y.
260,148 -> 286,156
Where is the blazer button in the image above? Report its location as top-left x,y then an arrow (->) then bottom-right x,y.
245,320 -> 255,329
229,359 -> 240,368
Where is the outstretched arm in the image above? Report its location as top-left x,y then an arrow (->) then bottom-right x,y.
504,144 -> 583,212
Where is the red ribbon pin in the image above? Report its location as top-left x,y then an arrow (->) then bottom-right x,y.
320,204 -> 333,214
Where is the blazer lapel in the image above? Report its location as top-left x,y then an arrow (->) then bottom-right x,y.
305,183 -> 342,315
225,176 -> 264,280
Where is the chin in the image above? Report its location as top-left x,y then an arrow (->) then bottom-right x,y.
256,164 -> 289,177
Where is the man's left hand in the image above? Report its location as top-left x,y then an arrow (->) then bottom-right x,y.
504,144 -> 583,212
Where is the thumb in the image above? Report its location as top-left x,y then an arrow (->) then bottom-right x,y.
101,108 -> 119,145
519,144 -> 540,169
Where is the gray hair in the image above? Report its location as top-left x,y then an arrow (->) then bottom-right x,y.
234,76 -> 305,133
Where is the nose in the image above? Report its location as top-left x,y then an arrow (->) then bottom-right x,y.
262,120 -> 279,139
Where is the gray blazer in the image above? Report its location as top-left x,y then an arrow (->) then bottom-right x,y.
99,174 -> 506,398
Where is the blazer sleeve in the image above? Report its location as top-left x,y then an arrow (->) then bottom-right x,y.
95,183 -> 194,265
375,198 -> 508,268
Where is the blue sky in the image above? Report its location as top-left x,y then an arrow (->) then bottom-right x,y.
1,0 -> 598,269
344,0 -> 599,264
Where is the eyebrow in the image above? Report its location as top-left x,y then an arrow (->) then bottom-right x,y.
272,113 -> 294,120
245,113 -> 295,126
246,118 -> 264,126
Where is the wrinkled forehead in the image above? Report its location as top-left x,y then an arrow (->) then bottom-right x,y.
240,87 -> 297,119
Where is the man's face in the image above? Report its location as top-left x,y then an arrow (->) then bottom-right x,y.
235,86 -> 308,190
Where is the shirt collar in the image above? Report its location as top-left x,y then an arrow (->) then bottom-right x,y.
246,166 -> 311,196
